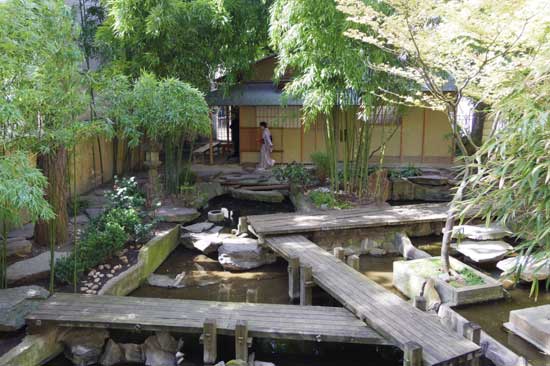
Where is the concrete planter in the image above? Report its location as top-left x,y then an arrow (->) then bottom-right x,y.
99,225 -> 180,296
393,256 -> 504,306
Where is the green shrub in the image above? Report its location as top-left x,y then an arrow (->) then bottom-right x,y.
56,177 -> 153,284
273,162 -> 312,186
310,152 -> 330,182
309,191 -> 351,209
389,164 -> 421,179
106,176 -> 145,209
178,164 -> 197,186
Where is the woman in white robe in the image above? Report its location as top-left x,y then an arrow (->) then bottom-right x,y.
258,121 -> 275,169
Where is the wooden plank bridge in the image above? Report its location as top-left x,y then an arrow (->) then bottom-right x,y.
265,235 -> 481,366
27,293 -> 390,352
248,202 -> 450,236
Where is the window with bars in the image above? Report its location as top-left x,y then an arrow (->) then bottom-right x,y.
256,106 -> 302,128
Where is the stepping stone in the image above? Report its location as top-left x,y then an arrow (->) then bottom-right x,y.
208,226 -> 224,234
230,188 -> 284,203
6,238 -> 32,257
454,240 -> 513,263
7,223 -> 34,239
7,251 -> 69,284
218,238 -> 276,271
497,256 -> 550,282
0,285 -> 49,331
504,305 -> 550,354
407,175 -> 449,186
182,222 -> 214,233
156,206 -> 200,223
452,224 -> 511,240
85,207 -> 105,220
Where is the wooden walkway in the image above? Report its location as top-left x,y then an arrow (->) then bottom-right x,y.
248,202 -> 450,236
265,235 -> 481,366
26,293 -> 390,345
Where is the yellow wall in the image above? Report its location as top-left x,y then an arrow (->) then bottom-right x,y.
239,106 -> 454,166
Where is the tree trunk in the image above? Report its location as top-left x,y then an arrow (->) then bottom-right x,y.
34,147 -> 69,247
471,102 -> 487,147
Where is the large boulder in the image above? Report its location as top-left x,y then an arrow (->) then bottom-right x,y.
454,240 -> 513,263
143,332 -> 178,366
407,175 -> 449,186
58,328 -> 109,366
218,238 -> 276,271
0,285 -> 49,331
181,232 -> 226,254
156,206 -> 200,224
230,188 -> 284,203
497,256 -> 550,282
182,222 -> 214,233
7,223 -> 34,239
7,251 -> 69,284
6,238 -> 32,258
100,340 -> 144,366
452,224 -> 511,241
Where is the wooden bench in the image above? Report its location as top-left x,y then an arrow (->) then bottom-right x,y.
192,141 -> 221,163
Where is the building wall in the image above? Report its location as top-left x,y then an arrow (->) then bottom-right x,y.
239,106 -> 453,166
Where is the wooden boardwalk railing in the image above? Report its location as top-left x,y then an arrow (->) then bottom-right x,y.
27,293 -> 391,362
248,202 -> 450,236
265,235 -> 481,366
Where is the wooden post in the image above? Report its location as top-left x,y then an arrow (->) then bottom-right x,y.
347,254 -> 360,271
235,319 -> 249,362
300,265 -> 313,306
209,116 -> 214,165
403,341 -> 422,366
463,322 -> 481,366
288,256 -> 300,301
333,247 -> 345,261
237,217 -> 248,235
202,319 -> 217,365
246,288 -> 258,303
413,296 -> 427,312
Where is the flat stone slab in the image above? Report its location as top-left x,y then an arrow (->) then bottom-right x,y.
7,251 -> 69,284
182,222 -> 214,233
85,207 -> 105,219
454,240 -> 513,263
452,224 -> 511,240
0,285 -> 49,331
504,305 -> 550,354
407,175 -> 449,186
156,206 -> 200,223
6,238 -> 32,257
230,188 -> 284,203
218,238 -> 276,271
7,223 -> 34,239
497,256 -> 550,281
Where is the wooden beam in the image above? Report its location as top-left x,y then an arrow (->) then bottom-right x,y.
235,320 -> 249,362
288,256 -> 300,301
347,255 -> 360,271
333,247 -> 345,261
300,265 -> 313,306
202,319 -> 217,365
404,341 -> 422,366
413,296 -> 427,312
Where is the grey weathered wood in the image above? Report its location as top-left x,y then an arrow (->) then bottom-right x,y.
333,247 -> 345,261
246,289 -> 258,304
27,294 -> 390,346
288,256 -> 300,301
202,319 -> 217,365
413,296 -> 427,312
347,255 -> 360,271
300,265 -> 313,306
463,322 -> 481,366
248,203 -> 458,236
235,319 -> 249,362
404,341 -> 423,366
265,235 -> 480,366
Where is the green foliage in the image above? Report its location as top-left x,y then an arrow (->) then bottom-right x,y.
97,0 -> 272,91
273,163 -> 312,187
179,184 -> 208,208
0,0 -> 88,152
67,198 -> 90,217
456,27 -> 550,297
310,152 -> 330,182
450,268 -> 485,287
0,152 -> 55,288
106,176 -> 145,210
56,177 -> 152,284
309,190 -> 352,210
389,164 -> 421,179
